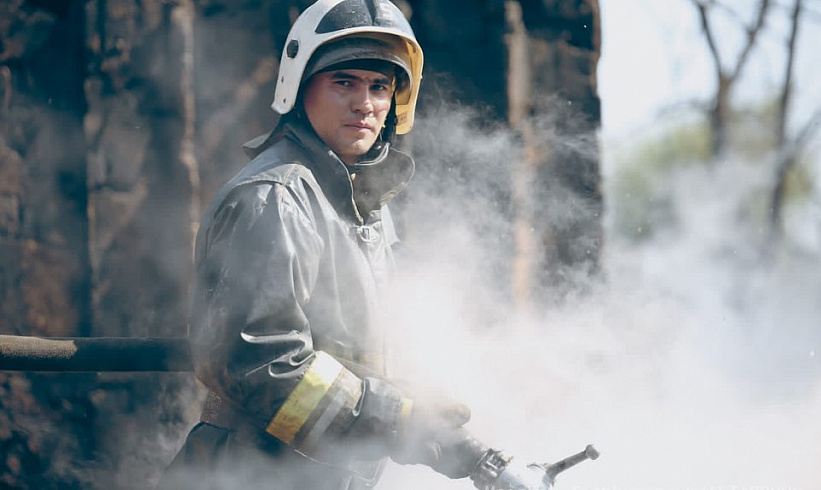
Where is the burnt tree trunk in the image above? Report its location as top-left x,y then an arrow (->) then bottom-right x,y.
406,0 -> 602,303
0,1 -> 99,488
85,0 -> 199,340
1,0 -> 202,488
519,0 -> 603,299
83,1 -> 202,488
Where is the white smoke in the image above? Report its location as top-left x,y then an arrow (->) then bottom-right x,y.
376,104 -> 821,490
144,79 -> 821,490
147,100 -> 821,489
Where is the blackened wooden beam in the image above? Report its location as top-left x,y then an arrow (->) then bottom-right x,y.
0,335 -> 193,372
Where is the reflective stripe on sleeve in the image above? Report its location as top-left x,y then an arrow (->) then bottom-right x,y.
397,397 -> 413,439
295,368 -> 362,454
266,351 -> 346,444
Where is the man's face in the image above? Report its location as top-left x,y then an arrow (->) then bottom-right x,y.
302,69 -> 394,165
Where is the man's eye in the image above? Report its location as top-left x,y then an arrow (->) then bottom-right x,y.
335,80 -> 353,87
371,84 -> 389,92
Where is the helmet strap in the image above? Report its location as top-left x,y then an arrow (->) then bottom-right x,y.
380,96 -> 398,145
363,95 -> 397,160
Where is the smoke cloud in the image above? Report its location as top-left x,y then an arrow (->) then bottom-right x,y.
375,102 -> 821,490
140,90 -> 821,490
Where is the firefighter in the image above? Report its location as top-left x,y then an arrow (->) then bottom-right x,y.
159,1 -> 479,488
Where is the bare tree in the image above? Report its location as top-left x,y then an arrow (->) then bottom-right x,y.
768,0 -> 821,244
689,0 -> 821,246
690,0 -> 771,158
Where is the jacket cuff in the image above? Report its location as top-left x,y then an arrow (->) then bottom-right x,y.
265,351 -> 362,452
353,377 -> 405,443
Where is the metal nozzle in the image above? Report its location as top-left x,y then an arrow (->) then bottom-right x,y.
543,444 -> 599,482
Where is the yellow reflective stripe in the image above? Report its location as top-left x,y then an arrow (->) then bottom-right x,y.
296,369 -> 362,454
397,397 -> 414,439
265,352 -> 345,444
400,397 -> 414,419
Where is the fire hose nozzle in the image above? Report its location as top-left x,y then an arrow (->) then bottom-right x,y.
543,444 -> 599,482
470,444 -> 599,490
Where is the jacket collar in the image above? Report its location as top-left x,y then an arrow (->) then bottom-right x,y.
243,117 -> 415,223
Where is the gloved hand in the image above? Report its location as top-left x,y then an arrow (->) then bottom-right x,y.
428,427 -> 490,479
391,396 -> 481,478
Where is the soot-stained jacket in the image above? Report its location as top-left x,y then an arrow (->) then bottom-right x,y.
165,117 -> 415,490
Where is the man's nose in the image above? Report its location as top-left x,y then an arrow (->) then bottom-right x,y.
351,86 -> 374,114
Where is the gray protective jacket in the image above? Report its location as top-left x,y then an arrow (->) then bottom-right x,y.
160,117 -> 415,490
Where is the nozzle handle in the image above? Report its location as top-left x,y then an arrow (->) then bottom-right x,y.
544,444 -> 599,481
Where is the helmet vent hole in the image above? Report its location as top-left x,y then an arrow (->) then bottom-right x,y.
286,40 -> 299,58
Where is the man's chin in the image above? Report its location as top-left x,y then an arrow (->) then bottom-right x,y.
340,141 -> 377,161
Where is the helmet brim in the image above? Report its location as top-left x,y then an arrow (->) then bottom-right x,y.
302,37 -> 412,92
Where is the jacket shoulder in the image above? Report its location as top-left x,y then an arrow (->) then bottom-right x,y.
234,140 -> 317,188
208,138 -> 322,212
194,141 -> 322,261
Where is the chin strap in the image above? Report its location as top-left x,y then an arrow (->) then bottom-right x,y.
380,96 -> 398,145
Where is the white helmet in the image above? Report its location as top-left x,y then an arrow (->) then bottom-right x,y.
272,0 -> 424,135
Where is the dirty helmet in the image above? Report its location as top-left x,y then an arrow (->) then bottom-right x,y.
272,0 -> 424,135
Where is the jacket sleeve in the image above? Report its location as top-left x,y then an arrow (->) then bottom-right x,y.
190,181 -> 406,460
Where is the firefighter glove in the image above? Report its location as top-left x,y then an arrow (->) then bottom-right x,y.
391,396 -> 475,478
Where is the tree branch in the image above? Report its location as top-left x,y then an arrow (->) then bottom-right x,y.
691,0 -> 725,76
793,107 -> 821,149
768,107 -> 821,237
728,0 -> 771,83
776,0 -> 802,147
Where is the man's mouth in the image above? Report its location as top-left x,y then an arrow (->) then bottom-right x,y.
345,121 -> 373,131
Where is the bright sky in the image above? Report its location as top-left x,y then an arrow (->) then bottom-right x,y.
598,0 -> 821,147
599,0 -> 707,141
